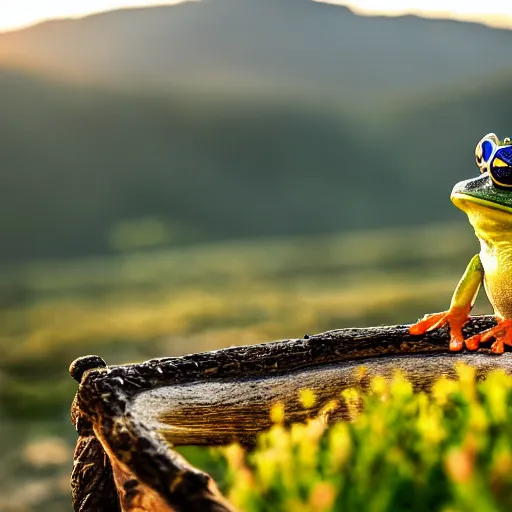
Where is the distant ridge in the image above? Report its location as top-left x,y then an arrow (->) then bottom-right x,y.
0,0 -> 510,97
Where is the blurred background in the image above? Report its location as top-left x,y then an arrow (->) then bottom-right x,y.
0,0 -> 511,509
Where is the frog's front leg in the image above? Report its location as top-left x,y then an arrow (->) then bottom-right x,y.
409,254 -> 483,351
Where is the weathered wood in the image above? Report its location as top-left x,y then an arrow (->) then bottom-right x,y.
70,316 -> 512,512
70,393 -> 121,512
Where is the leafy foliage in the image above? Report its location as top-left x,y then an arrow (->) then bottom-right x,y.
218,366 -> 512,511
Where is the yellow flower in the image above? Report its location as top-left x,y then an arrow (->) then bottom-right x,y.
432,376 -> 458,406
299,388 -> 317,409
253,448 -> 279,491
341,388 -> 363,419
370,375 -> 389,398
270,402 -> 286,424
482,371 -> 508,423
328,423 -> 351,469
390,370 -> 413,399
455,362 -> 476,400
417,410 -> 445,445
222,443 -> 245,470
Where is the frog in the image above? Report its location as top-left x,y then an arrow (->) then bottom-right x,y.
410,133 -> 512,354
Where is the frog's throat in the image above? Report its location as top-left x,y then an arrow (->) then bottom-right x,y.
451,192 -> 512,216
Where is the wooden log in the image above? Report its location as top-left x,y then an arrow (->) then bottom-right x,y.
70,315 -> 512,512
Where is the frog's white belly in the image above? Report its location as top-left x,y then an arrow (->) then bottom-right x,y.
480,240 -> 512,319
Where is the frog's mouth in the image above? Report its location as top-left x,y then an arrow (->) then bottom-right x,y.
451,193 -> 512,216
451,173 -> 512,216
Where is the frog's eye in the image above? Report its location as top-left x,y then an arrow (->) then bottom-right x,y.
490,145 -> 512,187
475,133 -> 499,173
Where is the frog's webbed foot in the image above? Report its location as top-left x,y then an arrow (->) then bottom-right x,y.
464,318 -> 512,354
409,306 -> 471,352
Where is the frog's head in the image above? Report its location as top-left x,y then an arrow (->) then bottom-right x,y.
451,133 -> 512,220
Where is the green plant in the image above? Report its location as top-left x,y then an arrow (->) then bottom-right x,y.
218,365 -> 512,511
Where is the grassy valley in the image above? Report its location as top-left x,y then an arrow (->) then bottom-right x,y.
0,222 -> 489,510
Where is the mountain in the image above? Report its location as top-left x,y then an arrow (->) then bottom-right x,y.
0,66 -> 511,262
1,1 -> 512,262
0,0 -> 511,97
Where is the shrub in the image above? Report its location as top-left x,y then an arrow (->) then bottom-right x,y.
218,365 -> 512,512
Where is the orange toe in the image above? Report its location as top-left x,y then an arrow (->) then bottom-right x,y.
464,334 -> 482,351
470,319 -> 512,354
409,312 -> 446,335
449,336 -> 464,352
409,306 -> 470,352
491,340 -> 505,354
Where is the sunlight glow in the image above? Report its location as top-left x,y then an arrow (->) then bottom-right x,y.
0,1 -> 187,32
336,0 -> 512,30
0,0 -> 511,33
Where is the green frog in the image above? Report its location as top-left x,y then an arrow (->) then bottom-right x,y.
410,133 -> 512,353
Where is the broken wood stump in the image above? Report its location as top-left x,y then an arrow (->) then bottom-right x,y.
69,316 -> 512,511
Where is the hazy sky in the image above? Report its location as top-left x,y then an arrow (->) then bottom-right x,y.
1,0 -> 511,32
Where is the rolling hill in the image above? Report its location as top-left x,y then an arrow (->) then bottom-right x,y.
1,1 -> 511,261
0,66 -> 511,262
0,0 -> 510,97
